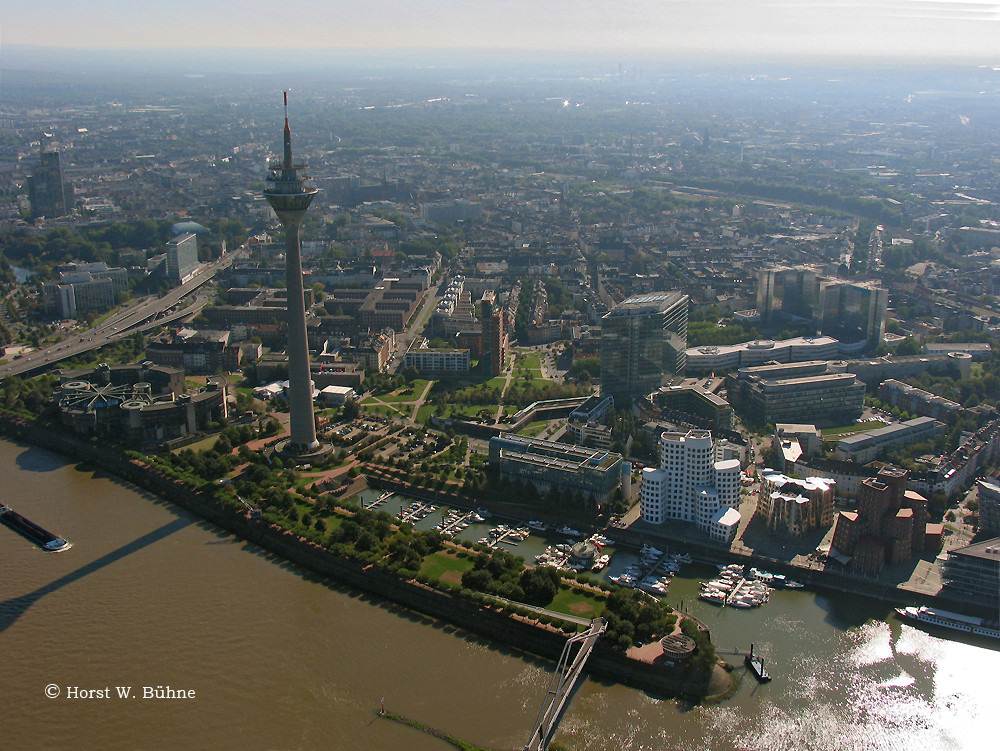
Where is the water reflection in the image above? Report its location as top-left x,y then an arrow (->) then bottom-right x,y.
0,516 -> 191,634
559,586 -> 995,751
4,443 -> 996,751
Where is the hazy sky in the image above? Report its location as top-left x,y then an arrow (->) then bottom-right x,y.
5,0 -> 1000,62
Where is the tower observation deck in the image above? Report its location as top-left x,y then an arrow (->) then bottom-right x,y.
264,93 -> 323,456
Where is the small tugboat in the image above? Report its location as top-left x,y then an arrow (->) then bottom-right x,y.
745,643 -> 771,682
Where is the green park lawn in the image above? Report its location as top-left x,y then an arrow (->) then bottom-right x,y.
484,376 -> 508,390
517,420 -> 549,437
415,404 -> 437,423
292,502 -> 343,531
363,403 -> 409,419
420,551 -> 475,583
546,586 -> 605,619
370,391 -> 420,404
517,353 -> 542,372
173,434 -> 222,453
361,395 -> 412,410
510,378 -> 554,397
366,379 -> 431,404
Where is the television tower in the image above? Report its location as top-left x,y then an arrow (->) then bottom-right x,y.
264,92 -> 321,454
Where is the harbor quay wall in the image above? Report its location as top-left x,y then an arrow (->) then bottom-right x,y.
358,465 -> 990,618
0,418 -> 711,698
608,520 -> 992,619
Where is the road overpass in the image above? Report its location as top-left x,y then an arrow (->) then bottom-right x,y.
1,250 -> 240,379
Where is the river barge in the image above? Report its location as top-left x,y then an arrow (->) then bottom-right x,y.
0,502 -> 70,551
895,605 -> 1000,640
744,644 -> 771,682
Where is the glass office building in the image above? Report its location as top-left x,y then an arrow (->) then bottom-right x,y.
488,436 -> 624,508
600,291 -> 688,407
757,266 -> 818,324
818,280 -> 888,348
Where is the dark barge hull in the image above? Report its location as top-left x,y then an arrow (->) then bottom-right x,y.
0,504 -> 69,551
745,654 -> 772,682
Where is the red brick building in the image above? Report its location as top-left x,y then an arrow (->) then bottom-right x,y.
830,467 -> 933,575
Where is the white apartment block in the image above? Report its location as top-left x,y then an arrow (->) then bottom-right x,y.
403,345 -> 470,375
640,429 -> 741,543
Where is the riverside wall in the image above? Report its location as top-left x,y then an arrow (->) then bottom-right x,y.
0,417 -> 711,698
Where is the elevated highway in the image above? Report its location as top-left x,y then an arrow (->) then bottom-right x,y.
1,250 -> 241,379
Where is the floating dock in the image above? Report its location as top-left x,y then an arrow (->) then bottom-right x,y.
0,502 -> 70,551
744,644 -> 771,683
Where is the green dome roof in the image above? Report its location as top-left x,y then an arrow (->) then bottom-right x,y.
171,221 -> 210,235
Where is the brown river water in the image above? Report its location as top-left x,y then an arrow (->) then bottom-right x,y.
2,439 -> 995,750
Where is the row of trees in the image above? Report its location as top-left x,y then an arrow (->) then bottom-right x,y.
679,177 -> 904,225
903,369 -> 1000,409
430,383 -> 502,407
502,381 -> 591,408
0,373 -> 60,418
687,320 -> 761,348
569,357 -> 600,383
0,219 -> 246,284
460,549 -> 564,607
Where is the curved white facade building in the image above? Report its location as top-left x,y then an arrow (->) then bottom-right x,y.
640,467 -> 668,525
640,430 -> 742,544
685,335 -> 841,374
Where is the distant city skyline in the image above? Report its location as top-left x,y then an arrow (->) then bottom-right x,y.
4,1 -> 1000,63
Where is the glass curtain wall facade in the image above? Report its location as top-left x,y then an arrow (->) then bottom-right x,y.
757,267 -> 818,325
818,281 -> 888,348
601,292 -> 688,407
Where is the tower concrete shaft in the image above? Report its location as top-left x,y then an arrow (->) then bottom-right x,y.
263,93 -> 319,452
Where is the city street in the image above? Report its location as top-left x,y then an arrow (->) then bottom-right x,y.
0,249 -> 240,377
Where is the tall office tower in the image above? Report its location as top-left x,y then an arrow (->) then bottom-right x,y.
264,94 -> 320,454
756,266 -> 818,325
165,233 -> 199,285
480,296 -> 507,377
600,291 -> 688,407
639,429 -> 740,543
818,280 -> 887,348
27,142 -> 74,219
